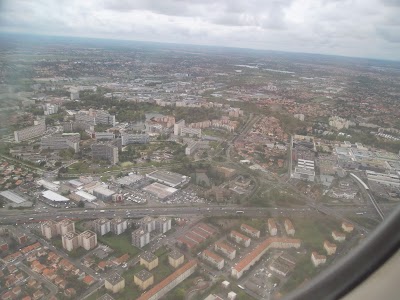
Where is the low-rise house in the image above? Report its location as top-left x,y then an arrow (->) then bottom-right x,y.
342,222 -> 354,233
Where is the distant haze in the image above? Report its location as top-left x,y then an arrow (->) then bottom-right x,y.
1,0 -> 400,60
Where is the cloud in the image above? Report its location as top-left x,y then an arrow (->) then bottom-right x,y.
0,0 -> 399,60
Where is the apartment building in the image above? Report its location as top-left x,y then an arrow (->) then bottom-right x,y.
93,218 -> 111,236
230,230 -> 251,247
111,218 -> 127,235
240,224 -> 260,238
311,251 -> 327,267
136,260 -> 197,300
168,251 -> 184,268
332,231 -> 346,242
140,252 -> 159,271
267,218 -> 277,236
185,140 -> 209,156
79,230 -> 97,250
105,272 -> 125,294
14,122 -> 46,142
41,220 -> 58,239
91,143 -> 119,165
155,217 -> 171,234
231,238 -> 301,279
284,219 -> 295,236
56,219 -> 75,236
121,133 -> 149,145
62,232 -> 80,252
140,216 -> 155,233
201,250 -> 224,270
323,240 -> 337,255
214,241 -> 236,260
132,229 -> 150,248
134,269 -> 154,290
342,222 -> 354,233
40,133 -> 80,153
95,132 -> 115,141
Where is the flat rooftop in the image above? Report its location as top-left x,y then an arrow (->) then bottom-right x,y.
142,182 -> 177,199
42,190 -> 70,202
146,170 -> 188,187
0,190 -> 28,204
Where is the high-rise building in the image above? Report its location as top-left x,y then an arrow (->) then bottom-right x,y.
91,143 -> 119,165
155,217 -> 171,234
111,218 -> 127,235
79,230 -> 98,250
93,218 -> 111,236
132,229 -> 150,248
105,273 -> 125,294
41,220 -> 58,239
56,219 -> 75,236
140,216 -> 155,233
62,232 -> 80,251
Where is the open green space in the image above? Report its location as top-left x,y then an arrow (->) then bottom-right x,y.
98,231 -> 141,257
348,216 -> 380,230
288,216 -> 339,252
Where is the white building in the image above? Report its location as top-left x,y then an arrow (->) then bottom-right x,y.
111,218 -> 128,235
132,229 -> 150,248
93,218 -> 111,236
155,217 -> 171,234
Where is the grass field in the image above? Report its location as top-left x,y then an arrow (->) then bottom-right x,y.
348,216 -> 380,230
98,231 -> 141,257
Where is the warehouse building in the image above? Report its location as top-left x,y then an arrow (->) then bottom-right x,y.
142,182 -> 178,200
0,190 -> 33,208
146,170 -> 189,188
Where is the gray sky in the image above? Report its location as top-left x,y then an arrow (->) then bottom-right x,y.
1,0 -> 400,60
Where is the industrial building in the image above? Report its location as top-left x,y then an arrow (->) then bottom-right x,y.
146,170 -> 189,187
132,229 -> 150,248
93,186 -> 116,201
14,121 -> 46,142
142,182 -> 178,199
366,170 -> 400,187
41,190 -> 70,206
0,190 -> 33,208
292,159 -> 315,182
91,143 -> 119,165
70,190 -> 97,202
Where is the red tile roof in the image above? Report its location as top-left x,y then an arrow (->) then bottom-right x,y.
202,250 -> 223,262
241,224 -> 259,234
215,241 -> 235,254
231,230 -> 250,241
233,237 -> 301,273
137,260 -> 197,300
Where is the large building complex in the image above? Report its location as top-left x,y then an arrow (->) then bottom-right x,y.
14,121 -> 46,142
91,143 -> 119,165
231,237 -> 301,279
121,133 -> 149,145
136,260 -> 197,300
40,133 -> 80,153
146,170 -> 189,188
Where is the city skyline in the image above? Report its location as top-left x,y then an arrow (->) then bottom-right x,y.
1,0 -> 400,60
